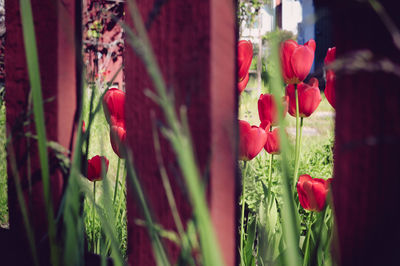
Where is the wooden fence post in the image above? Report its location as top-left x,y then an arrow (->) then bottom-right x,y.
328,0 -> 400,265
3,0 -> 76,264
124,0 -> 237,265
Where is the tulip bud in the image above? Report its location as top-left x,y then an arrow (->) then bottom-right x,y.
87,155 -> 109,182
239,120 -> 267,161
265,128 -> 281,155
324,47 -> 336,109
238,40 -> 253,82
258,94 -> 289,126
297,174 -> 332,212
238,72 -> 249,94
102,88 -> 125,127
110,124 -> 126,158
280,39 -> 316,84
286,78 -> 321,117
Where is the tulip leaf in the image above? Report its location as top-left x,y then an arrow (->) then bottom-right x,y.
244,216 -> 257,266
258,194 -> 281,264
19,0 -> 58,264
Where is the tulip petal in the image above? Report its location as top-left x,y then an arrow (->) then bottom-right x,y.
258,94 -> 288,126
280,40 -> 299,84
110,125 -> 126,158
297,174 -> 313,210
103,88 -> 125,127
297,175 -> 330,212
324,47 -> 336,65
303,180 -> 319,211
325,70 -> 336,109
265,128 -> 280,154
291,45 -> 315,82
238,40 -> 253,81
298,79 -> 321,117
287,79 -> 321,117
305,39 -> 316,52
311,179 -> 329,211
285,84 -> 296,116
87,155 -> 109,182
324,47 -> 337,110
259,121 -> 271,132
238,72 -> 249,94
239,120 -> 267,161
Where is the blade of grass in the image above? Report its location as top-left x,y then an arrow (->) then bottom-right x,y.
268,31 -> 301,266
124,150 -> 171,266
19,0 -> 58,264
63,118 -> 85,265
151,112 -> 185,238
151,112 -> 196,265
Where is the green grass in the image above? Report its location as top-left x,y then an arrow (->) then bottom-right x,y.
0,102 -> 8,228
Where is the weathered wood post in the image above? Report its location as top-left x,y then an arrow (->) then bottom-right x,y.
2,0 -> 76,264
328,0 -> 400,264
124,0 -> 237,265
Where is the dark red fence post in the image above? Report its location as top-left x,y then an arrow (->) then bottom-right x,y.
329,0 -> 400,265
3,0 -> 76,263
124,0 -> 237,265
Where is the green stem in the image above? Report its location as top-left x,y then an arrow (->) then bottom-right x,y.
303,212 -> 314,266
267,153 -> 274,203
240,161 -> 249,265
293,84 -> 300,176
293,84 -> 304,185
113,157 -> 121,204
292,85 -> 304,240
294,118 -> 304,182
115,165 -> 126,222
268,153 -> 273,188
92,181 -> 96,253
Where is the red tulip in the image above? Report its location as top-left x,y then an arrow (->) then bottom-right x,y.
324,47 -> 336,109
286,77 -> 321,117
239,120 -> 267,161
103,88 -> 125,127
280,39 -> 316,84
258,94 -> 289,126
265,128 -> 281,155
82,120 -> 86,134
87,155 -> 109,182
297,174 -> 332,212
110,125 -> 126,158
238,40 -> 253,81
238,72 -> 249,94
324,47 -> 336,65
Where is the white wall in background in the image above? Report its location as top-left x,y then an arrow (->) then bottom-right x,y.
282,0 -> 302,36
